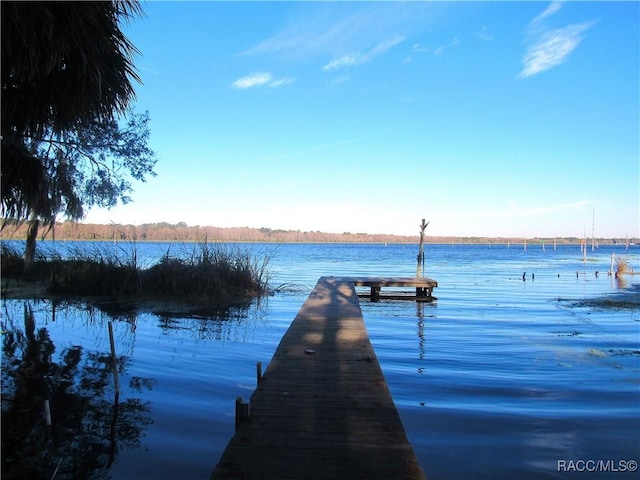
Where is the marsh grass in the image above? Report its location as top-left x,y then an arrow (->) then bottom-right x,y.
143,241 -> 273,306
1,240 -> 273,311
616,256 -> 631,276
1,242 -> 24,279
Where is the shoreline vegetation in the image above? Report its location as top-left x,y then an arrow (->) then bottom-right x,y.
1,220 -> 637,245
1,240 -> 273,317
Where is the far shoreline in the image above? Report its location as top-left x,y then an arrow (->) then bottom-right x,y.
1,220 -> 637,247
2,239 -> 639,247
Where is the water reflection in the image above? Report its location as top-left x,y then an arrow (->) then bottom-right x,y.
612,274 -> 627,289
1,296 -> 272,479
1,302 -> 154,480
415,301 -> 437,371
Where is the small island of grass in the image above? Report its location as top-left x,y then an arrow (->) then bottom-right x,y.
1,241 -> 273,317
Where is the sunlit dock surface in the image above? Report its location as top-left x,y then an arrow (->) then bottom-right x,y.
211,276 -> 427,480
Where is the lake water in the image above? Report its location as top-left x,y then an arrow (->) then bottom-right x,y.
1,241 -> 639,479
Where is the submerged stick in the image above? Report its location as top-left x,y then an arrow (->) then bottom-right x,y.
108,321 -> 120,395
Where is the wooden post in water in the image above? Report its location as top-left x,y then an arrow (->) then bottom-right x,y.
416,219 -> 429,278
256,361 -> 262,384
592,206 -> 596,252
610,253 -> 616,276
108,321 -> 120,395
235,397 -> 242,431
235,397 -> 250,432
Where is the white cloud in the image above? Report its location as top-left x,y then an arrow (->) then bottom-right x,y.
267,77 -> 295,88
370,35 -> 406,56
519,23 -> 592,78
519,1 -> 594,78
322,54 -> 361,71
242,3 -> 430,60
231,72 -> 295,89
231,72 -> 272,89
322,35 -> 405,71
241,2 -> 436,78
532,0 -> 563,25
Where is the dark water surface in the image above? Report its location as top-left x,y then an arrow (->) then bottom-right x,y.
2,242 -> 638,479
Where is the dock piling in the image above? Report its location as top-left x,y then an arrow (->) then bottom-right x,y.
256,361 -> 262,385
234,397 -> 250,432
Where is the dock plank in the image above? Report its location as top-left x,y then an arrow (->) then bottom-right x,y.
211,277 -> 426,480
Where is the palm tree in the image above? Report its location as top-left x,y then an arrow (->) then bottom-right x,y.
1,1 -> 143,226
2,1 -> 146,266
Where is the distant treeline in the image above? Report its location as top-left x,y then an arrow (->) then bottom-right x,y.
1,220 -> 636,246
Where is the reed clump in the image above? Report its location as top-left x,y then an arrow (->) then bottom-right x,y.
1,241 -> 272,311
142,242 -> 272,306
1,243 -> 24,279
616,256 -> 631,276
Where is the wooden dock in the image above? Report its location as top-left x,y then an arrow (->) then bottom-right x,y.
343,276 -> 438,302
211,276 -> 427,480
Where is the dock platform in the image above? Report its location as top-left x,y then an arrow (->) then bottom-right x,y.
211,276 -> 427,480
342,276 -> 438,302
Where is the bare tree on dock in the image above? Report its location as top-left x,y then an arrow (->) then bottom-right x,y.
416,219 -> 429,278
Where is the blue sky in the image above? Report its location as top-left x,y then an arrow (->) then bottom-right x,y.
83,1 -> 639,238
